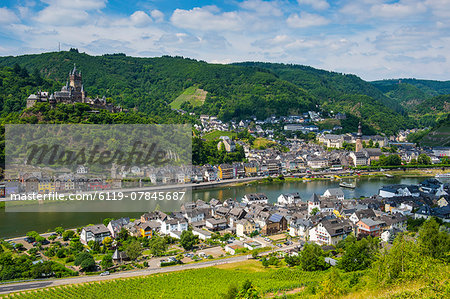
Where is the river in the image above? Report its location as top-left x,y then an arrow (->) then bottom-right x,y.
0,176 -> 433,238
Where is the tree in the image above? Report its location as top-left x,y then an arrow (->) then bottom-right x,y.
148,235 -> 168,256
370,234 -> 427,285
118,227 -> 129,241
103,218 -> 114,226
418,217 -> 450,262
251,249 -> 260,259
338,236 -> 378,272
62,230 -> 75,241
102,237 -> 113,248
417,154 -> 432,165
180,230 -> 199,251
284,254 -> 301,267
74,252 -> 96,272
35,236 -> 46,243
101,253 -> 113,270
125,240 -> 143,261
299,243 -> 329,271
56,249 -> 66,258
69,239 -> 84,254
26,231 -> 39,239
55,227 -> 65,236
88,241 -> 101,253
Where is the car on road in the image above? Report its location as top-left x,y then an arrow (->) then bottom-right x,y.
276,243 -> 283,248
100,271 -> 109,276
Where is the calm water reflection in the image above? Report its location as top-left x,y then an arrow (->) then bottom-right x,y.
0,177 -> 433,238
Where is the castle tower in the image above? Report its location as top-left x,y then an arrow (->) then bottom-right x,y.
68,63 -> 86,102
69,63 -> 82,92
355,121 -> 363,152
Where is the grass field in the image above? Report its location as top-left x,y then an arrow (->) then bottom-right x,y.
202,130 -> 237,141
170,85 -> 207,110
252,137 -> 276,149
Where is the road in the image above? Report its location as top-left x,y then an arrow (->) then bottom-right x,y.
0,244 -> 297,295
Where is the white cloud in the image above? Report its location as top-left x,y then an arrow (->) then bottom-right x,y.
287,12 -> 330,28
297,0 -> 330,10
170,6 -> 244,31
239,0 -> 283,16
40,0 -> 106,10
34,0 -> 106,25
370,0 -> 426,18
35,8 -> 89,25
130,11 -> 152,27
425,0 -> 450,20
150,9 -> 164,22
0,7 -> 19,24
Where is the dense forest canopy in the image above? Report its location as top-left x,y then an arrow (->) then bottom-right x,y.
0,51 -> 448,136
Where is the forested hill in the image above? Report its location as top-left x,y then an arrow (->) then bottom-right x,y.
0,50 -> 432,134
371,78 -> 450,97
233,62 -> 414,134
370,79 -> 450,126
0,51 -> 316,123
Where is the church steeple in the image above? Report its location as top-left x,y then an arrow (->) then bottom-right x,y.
355,121 -> 363,152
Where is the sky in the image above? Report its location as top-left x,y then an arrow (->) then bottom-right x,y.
0,0 -> 449,81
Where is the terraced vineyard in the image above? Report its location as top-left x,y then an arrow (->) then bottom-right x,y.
3,264 -> 326,299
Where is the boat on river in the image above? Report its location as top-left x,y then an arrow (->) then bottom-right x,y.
339,181 -> 356,189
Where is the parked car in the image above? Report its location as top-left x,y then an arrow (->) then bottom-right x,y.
24,237 -> 35,243
100,271 -> 110,276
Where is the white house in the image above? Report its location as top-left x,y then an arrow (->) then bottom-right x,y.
277,192 -> 302,205
242,193 -> 268,205
309,218 -> 353,245
80,224 -> 111,245
192,228 -> 212,240
289,218 -> 312,240
322,188 -> 345,200
159,218 -> 188,235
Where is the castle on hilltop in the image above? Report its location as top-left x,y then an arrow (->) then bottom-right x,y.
26,64 -> 125,113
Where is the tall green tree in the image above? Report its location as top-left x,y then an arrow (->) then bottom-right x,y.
299,243 -> 329,271
180,230 -> 199,251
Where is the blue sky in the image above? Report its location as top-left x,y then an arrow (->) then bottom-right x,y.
0,0 -> 449,80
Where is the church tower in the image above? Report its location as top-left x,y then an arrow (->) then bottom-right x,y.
355,121 -> 363,152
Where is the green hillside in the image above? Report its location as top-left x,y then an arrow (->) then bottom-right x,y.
419,114 -> 450,146
234,62 -> 414,134
0,51 -> 316,123
0,50 -> 441,134
371,78 -> 450,96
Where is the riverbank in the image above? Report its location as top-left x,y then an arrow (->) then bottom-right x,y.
231,168 -> 440,187
0,175 -> 440,239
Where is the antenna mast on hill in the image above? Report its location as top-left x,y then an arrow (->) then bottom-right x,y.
58,42 -> 61,52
